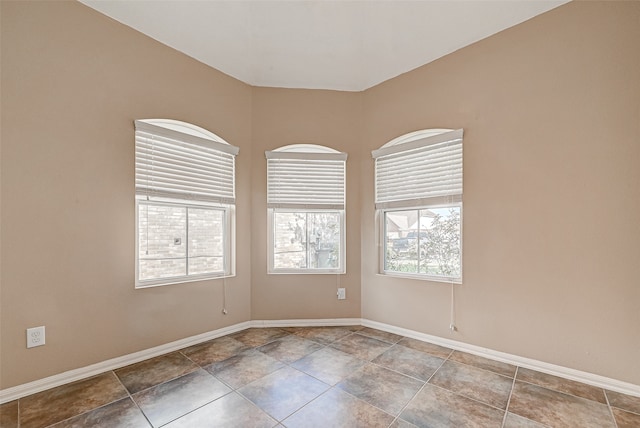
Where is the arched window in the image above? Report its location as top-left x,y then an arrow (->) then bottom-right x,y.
135,119 -> 239,287
372,129 -> 463,282
265,144 -> 347,273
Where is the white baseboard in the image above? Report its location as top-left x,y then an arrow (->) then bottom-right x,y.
0,321 -> 251,404
251,318 -> 362,328
2,317 -> 638,404
361,319 -> 640,398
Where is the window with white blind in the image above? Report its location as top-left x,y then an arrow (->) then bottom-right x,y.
266,144 -> 347,273
135,119 -> 239,287
373,129 -> 463,283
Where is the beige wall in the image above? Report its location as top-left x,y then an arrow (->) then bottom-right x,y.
361,1 -> 640,385
250,88 -> 362,320
2,0 -> 639,390
1,1 -> 253,389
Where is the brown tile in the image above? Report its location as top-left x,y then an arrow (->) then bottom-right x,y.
449,351 -> 516,377
612,407 -> 640,428
206,348 -> 284,389
397,337 -> 453,359
238,366 -> 329,421
336,363 -> 424,416
516,368 -> 606,404
357,327 -> 403,344
0,400 -> 18,428
373,344 -> 444,381
49,398 -> 151,428
429,360 -> 513,410
508,381 -> 615,428
290,347 -> 366,386
133,369 -> 231,427
606,389 -> 640,414
181,336 -> 250,366
329,333 -> 392,361
288,326 -> 354,345
19,372 -> 128,428
390,418 -> 419,428
163,392 -> 277,427
230,328 -> 289,347
284,387 -> 395,428
503,412 -> 548,427
400,384 -> 505,427
115,352 -> 198,394
256,335 -> 323,364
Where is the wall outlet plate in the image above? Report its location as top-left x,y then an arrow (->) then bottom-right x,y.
337,288 -> 346,300
27,326 -> 46,348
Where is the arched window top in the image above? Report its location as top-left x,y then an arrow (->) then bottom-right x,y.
266,144 -> 347,161
272,143 -> 341,154
372,128 -> 462,159
380,128 -> 454,149
138,118 -> 231,145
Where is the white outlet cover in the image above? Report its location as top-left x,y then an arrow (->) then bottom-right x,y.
27,326 -> 46,348
337,288 -> 346,300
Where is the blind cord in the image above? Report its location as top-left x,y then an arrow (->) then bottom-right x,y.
450,282 -> 457,333
222,275 -> 228,315
145,201 -> 149,255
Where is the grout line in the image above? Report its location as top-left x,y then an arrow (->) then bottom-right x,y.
444,358 -> 517,381
514,377 -> 612,407
388,349 -> 450,427
158,390 -> 235,427
41,373 -> 135,428
328,386 -> 399,426
15,326 -> 638,428
421,353 -> 516,415
278,385 -> 333,424
112,368 -> 154,428
604,389 -> 620,428
501,366 -> 519,428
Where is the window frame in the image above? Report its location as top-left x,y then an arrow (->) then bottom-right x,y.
134,119 -> 238,288
268,208 -> 346,274
135,198 -> 235,288
265,144 -> 347,275
379,202 -> 462,283
373,129 -> 463,284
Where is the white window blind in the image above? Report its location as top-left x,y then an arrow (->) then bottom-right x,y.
372,129 -> 463,209
266,148 -> 347,210
135,120 -> 239,204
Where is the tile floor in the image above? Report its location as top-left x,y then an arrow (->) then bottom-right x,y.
1,326 -> 639,428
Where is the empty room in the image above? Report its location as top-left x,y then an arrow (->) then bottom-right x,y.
1,0 -> 638,427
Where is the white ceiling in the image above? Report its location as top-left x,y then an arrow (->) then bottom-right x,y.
80,0 -> 569,92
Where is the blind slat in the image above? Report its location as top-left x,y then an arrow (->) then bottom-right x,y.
135,125 -> 238,203
374,130 -> 463,208
266,157 -> 346,208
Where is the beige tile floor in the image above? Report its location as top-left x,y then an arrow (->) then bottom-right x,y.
1,326 -> 639,428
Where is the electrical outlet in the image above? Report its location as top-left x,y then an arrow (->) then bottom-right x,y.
27,326 -> 46,348
337,288 -> 346,300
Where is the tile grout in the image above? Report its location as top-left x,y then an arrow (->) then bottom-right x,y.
11,326 -> 638,428
500,366 -> 518,428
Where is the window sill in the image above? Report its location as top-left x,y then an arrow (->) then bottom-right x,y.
268,270 -> 346,275
377,271 -> 462,284
135,273 -> 235,289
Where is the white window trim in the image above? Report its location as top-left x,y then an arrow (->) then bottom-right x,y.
135,198 -> 235,289
379,202 -> 462,284
135,119 -> 237,288
373,128 -> 463,283
266,144 -> 347,274
268,208 -> 346,275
